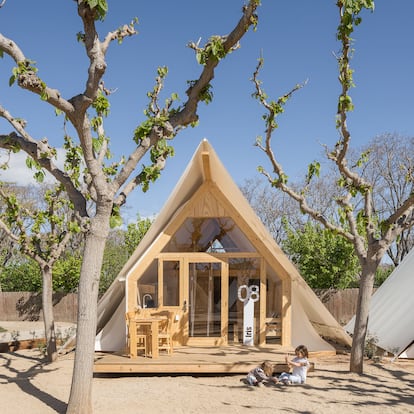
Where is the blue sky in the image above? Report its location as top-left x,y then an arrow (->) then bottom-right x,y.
1,1 -> 413,223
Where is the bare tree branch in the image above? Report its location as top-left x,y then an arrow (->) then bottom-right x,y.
101,21 -> 137,53
170,0 -> 259,127
252,58 -> 358,244
113,1 -> 260,205
0,34 -> 75,115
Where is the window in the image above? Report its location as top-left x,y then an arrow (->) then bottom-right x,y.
163,217 -> 255,253
163,261 -> 180,306
137,260 -> 158,308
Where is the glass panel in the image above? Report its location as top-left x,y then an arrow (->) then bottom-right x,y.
163,261 -> 180,306
137,260 -> 158,308
228,258 -> 260,343
266,276 -> 282,344
189,262 -> 221,337
163,217 -> 255,253
267,273 -> 282,318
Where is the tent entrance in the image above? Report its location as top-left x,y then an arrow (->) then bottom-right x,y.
184,258 -> 227,346
182,256 -> 262,346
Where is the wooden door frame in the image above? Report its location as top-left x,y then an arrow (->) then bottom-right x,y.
182,255 -> 228,346
157,252 -> 267,347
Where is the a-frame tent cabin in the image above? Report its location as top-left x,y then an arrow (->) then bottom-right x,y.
95,139 -> 351,354
346,247 -> 414,359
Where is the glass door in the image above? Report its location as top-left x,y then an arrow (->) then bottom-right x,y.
188,262 -> 222,338
182,256 -> 261,346
184,258 -> 228,345
228,258 -> 261,344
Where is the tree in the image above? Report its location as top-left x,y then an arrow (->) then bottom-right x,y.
252,0 -> 413,374
240,177 -> 297,243
0,183 -> 78,361
124,215 -> 153,256
241,142 -> 399,292
353,133 -> 414,265
100,216 -> 153,293
0,1 -> 260,411
99,228 -> 130,294
241,173 -> 350,244
53,253 -> 82,293
282,220 -> 360,290
0,229 -> 17,284
0,258 -> 42,291
0,187 -> 27,281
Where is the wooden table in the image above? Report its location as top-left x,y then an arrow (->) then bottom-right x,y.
129,317 -> 164,358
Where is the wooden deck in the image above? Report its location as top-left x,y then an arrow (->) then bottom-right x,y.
93,344 -> 332,375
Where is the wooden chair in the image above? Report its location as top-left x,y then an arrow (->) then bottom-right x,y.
157,312 -> 173,355
125,311 -> 149,357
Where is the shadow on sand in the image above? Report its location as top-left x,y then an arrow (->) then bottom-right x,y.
0,351 -> 67,413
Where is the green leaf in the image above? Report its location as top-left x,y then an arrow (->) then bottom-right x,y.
40,90 -> 49,101
305,161 -> 321,185
84,0 -> 108,21
25,157 -> 34,169
34,171 -> 45,183
109,207 -> 123,228
157,66 -> 168,77
9,75 -> 16,87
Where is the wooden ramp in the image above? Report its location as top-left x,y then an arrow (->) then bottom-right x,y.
93,345 -> 331,375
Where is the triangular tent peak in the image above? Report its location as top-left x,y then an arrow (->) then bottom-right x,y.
162,217 -> 256,253
95,139 -> 351,354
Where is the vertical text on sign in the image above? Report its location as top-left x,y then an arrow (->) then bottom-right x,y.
238,285 -> 259,346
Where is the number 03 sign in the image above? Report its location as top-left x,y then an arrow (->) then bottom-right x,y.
237,285 -> 259,346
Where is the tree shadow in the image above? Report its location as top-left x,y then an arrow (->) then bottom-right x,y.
0,351 -> 67,413
207,361 -> 414,414
16,292 -> 67,321
302,363 -> 414,411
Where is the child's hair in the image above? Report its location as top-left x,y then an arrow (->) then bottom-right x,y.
295,344 -> 308,358
261,360 -> 274,376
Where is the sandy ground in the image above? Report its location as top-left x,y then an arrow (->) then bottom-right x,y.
0,346 -> 413,414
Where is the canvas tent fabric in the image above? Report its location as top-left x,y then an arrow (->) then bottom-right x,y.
346,247 -> 414,358
95,139 -> 351,353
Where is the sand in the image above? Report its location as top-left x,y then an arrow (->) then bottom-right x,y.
0,348 -> 413,414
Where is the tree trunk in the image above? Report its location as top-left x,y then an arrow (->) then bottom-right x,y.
42,265 -> 57,362
349,262 -> 376,374
66,206 -> 111,414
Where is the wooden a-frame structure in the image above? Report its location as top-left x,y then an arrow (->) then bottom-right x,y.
95,139 -> 351,354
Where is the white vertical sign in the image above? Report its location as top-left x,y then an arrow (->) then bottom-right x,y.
237,285 -> 259,346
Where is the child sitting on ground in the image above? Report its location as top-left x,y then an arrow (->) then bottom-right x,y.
277,344 -> 310,385
245,360 -> 278,386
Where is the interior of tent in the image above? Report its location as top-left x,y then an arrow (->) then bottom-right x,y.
126,216 -> 287,348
